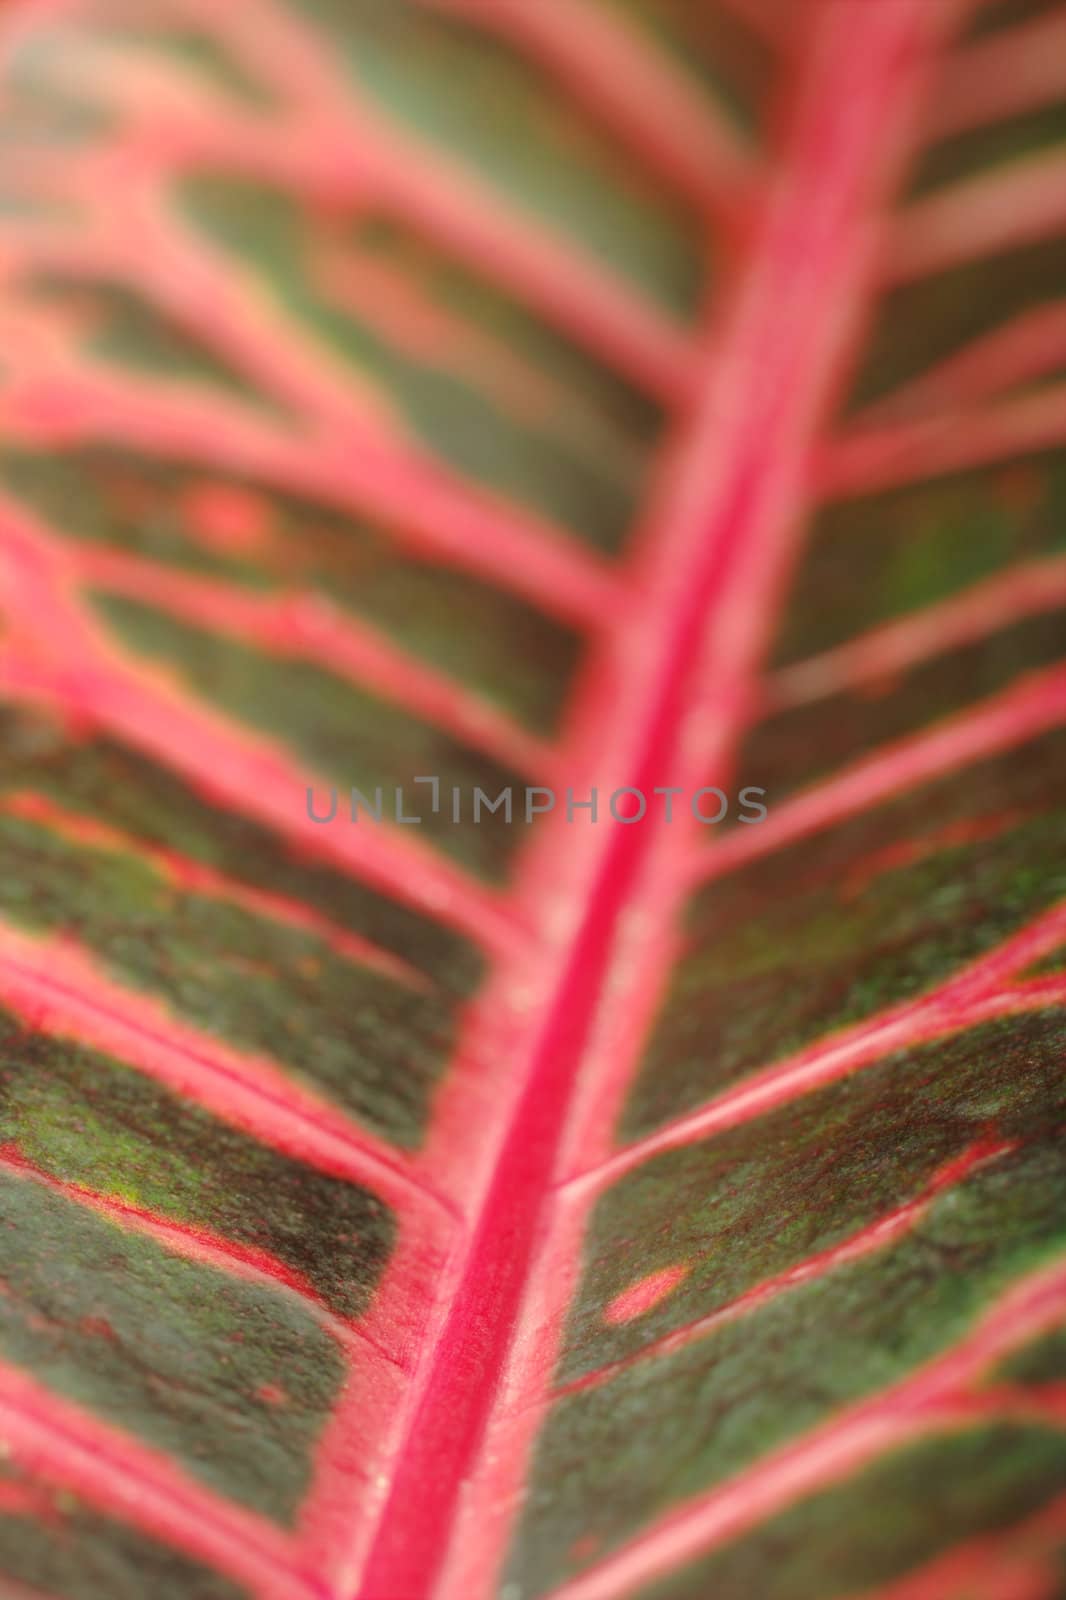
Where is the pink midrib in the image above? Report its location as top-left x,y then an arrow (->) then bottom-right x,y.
358,7 -> 956,1597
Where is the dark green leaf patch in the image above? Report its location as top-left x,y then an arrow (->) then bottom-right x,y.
604,0 -> 779,135
0,1459 -> 249,1600
635,1426 -> 1066,1600
848,237 -> 1066,411
0,800 -> 460,1144
23,276 -> 270,405
773,450 -> 1066,666
987,1324 -> 1066,1387
507,1140 -> 1066,1595
0,1007 -> 396,1316
93,594 -> 529,880
179,173 -> 662,554
966,0 -> 1063,41
289,0 -> 703,316
0,701 -> 480,994
567,1011 -> 1066,1376
745,610 -> 1066,798
624,728 -> 1066,1138
0,444 -> 582,734
909,102 -> 1066,199
0,1173 -> 344,1522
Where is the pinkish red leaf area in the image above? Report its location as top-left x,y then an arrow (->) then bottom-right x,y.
0,0 -> 1063,1597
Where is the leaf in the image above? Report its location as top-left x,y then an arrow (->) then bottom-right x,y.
0,1 -> 1063,1598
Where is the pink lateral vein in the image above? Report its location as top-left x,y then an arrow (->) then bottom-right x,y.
930,13 -> 1066,141
715,0 -> 795,50
690,666 -> 1066,888
423,0 -> 755,217
845,300 -> 1066,419
67,0 -> 692,401
543,1262 -> 1066,1600
850,1490 -> 1066,1600
556,1138 -> 1017,1398
885,149 -> 1066,285
0,919 -> 446,1217
0,1361 -> 316,1600
0,1146 -> 375,1358
578,901 -> 1066,1190
70,546 -> 555,781
816,386 -> 1066,501
767,556 -> 1066,711
0,298 -> 623,631
0,790 -> 429,990
0,497 -> 524,956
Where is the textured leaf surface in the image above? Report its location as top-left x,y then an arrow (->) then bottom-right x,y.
0,1 -> 1064,1597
